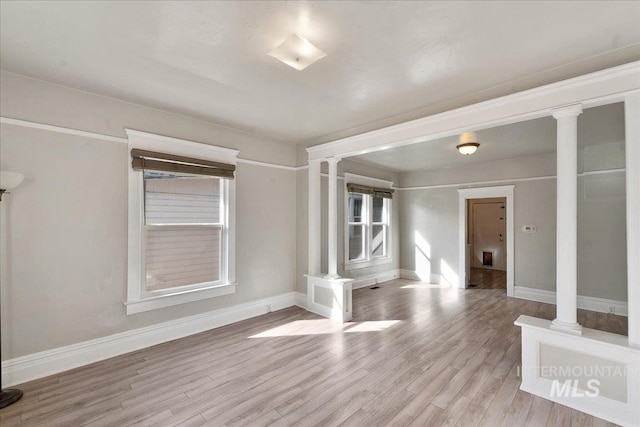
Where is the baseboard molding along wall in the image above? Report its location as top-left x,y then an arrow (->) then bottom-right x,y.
350,269 -> 400,289
2,292 -> 297,388
6,281 -> 624,388
399,269 -> 444,285
295,291 -> 307,309
514,286 -> 628,316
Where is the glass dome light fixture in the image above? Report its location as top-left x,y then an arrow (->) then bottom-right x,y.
456,132 -> 480,155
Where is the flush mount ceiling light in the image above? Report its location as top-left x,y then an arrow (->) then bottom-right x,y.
268,34 -> 327,71
456,132 -> 480,155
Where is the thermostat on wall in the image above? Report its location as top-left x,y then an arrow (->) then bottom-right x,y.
522,225 -> 537,233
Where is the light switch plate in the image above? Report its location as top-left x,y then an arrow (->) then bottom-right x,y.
522,225 -> 537,233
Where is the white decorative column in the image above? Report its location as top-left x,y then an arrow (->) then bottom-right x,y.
308,159 -> 322,276
625,92 -> 640,346
551,104 -> 582,335
325,157 -> 340,279
305,156 -> 352,323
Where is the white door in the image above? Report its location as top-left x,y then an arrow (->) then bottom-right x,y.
471,201 -> 506,271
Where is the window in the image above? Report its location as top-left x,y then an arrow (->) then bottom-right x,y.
143,173 -> 224,293
126,130 -> 238,314
344,176 -> 393,270
347,193 -> 365,261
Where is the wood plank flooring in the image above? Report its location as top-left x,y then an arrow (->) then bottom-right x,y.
469,268 -> 506,289
0,279 -> 627,426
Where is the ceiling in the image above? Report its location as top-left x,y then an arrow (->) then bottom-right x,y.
350,103 -> 625,172
1,1 -> 639,144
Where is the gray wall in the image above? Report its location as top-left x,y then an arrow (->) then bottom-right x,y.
398,147 -> 627,301
0,73 -> 298,359
0,70 -> 628,363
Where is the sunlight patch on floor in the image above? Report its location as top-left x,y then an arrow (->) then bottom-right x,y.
249,319 -> 345,338
400,283 -> 444,289
249,319 -> 401,338
344,320 -> 400,333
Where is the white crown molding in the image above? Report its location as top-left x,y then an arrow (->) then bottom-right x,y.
306,61 -> 640,161
0,116 -> 128,143
1,292 -> 298,388
0,116 -> 301,171
236,158 -> 298,171
2,115 -> 625,179
398,168 -> 625,191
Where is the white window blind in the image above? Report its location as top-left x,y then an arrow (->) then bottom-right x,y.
144,173 -> 223,292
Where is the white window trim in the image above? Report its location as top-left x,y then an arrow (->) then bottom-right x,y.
343,173 -> 393,270
125,129 -> 239,315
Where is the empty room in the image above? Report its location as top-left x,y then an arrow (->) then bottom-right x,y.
1,1 -> 639,426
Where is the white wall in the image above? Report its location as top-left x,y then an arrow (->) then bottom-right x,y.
0,73 -> 298,359
398,147 -> 627,301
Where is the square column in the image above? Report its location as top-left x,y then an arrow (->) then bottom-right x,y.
551,104 -> 582,335
308,159 -> 322,276
624,92 -> 640,346
306,157 -> 352,323
325,157 -> 340,279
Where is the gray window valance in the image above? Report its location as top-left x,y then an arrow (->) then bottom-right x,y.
346,183 -> 394,199
131,149 -> 235,179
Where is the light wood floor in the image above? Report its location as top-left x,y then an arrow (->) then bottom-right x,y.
1,279 -> 627,426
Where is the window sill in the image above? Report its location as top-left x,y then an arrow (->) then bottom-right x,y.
344,256 -> 392,271
125,283 -> 236,315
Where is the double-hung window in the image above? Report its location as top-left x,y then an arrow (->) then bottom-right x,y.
143,173 -> 224,292
126,130 -> 238,314
345,177 -> 393,269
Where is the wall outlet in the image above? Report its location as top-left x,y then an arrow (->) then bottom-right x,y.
609,306 -> 616,314
266,304 -> 271,313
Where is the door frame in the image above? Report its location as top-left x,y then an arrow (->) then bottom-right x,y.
458,185 -> 514,297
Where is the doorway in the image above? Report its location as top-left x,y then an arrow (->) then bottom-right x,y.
468,197 -> 506,289
458,186 -> 514,297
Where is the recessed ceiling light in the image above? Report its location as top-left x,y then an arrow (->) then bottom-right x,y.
268,34 -> 327,71
457,132 -> 480,155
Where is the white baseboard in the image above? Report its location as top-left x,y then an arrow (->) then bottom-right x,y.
295,291 -> 307,309
399,269 -> 444,285
350,269 -> 400,290
1,292 -> 297,388
514,286 -> 628,316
